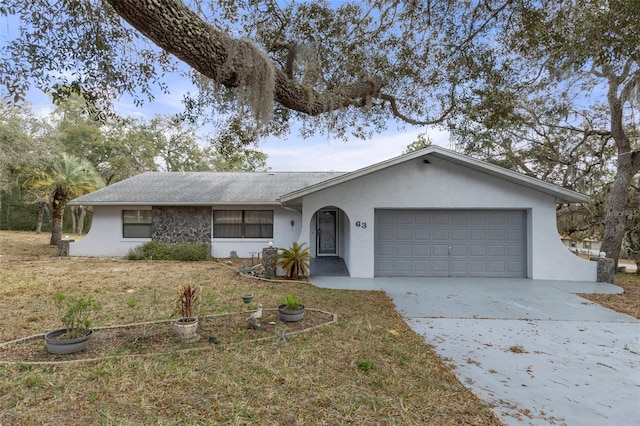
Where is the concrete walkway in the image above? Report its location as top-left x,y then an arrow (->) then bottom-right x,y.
310,276 -> 640,425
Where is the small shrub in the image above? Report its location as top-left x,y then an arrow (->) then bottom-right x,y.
284,293 -> 302,310
126,241 -> 208,261
276,242 -> 310,279
357,360 -> 374,372
53,294 -> 101,339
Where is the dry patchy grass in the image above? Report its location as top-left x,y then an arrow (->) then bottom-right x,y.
579,272 -> 640,319
0,231 -> 501,425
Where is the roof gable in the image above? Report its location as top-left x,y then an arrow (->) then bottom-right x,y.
279,146 -> 588,204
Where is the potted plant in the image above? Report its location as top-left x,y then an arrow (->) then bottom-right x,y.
173,280 -> 202,340
44,293 -> 101,354
278,293 -> 305,322
276,242 -> 310,279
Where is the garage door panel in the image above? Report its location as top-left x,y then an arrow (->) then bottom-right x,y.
451,212 -> 469,224
469,212 -> 487,224
414,260 -> 430,272
470,245 -> 486,256
488,261 -> 507,273
395,212 -> 413,224
378,228 -> 395,241
506,211 -> 525,225
431,260 -> 449,275
470,229 -> 487,240
414,229 -> 430,240
488,212 -> 506,224
488,229 -> 506,241
414,244 -> 430,256
414,212 -> 431,224
432,229 -> 449,240
507,229 -> 524,241
432,244 -> 449,256
375,210 -> 526,277
396,229 -> 412,240
451,245 -> 468,256
433,212 -> 449,224
469,261 -> 488,273
394,260 -> 413,272
377,243 -> 394,256
451,229 -> 468,240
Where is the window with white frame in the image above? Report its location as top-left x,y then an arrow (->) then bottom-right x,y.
213,210 -> 273,238
122,210 -> 152,238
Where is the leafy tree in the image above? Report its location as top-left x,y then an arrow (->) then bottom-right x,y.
404,133 -> 432,154
208,115 -> 269,171
449,0 -> 640,264
0,101 -> 58,230
22,153 -> 104,246
1,0 -> 507,138
142,115 -> 214,172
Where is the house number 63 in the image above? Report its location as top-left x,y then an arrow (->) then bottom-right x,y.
355,221 -> 367,228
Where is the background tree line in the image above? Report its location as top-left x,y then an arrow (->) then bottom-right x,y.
0,95 -> 268,243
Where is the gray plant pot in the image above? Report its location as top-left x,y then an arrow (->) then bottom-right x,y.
44,328 -> 93,355
278,304 -> 306,322
174,318 -> 199,341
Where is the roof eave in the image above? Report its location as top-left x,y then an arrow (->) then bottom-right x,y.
67,201 -> 282,207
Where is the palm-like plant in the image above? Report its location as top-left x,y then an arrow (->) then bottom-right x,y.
276,242 -> 311,279
22,153 -> 104,246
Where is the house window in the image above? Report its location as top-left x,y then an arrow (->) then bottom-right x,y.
583,241 -> 592,250
213,210 -> 273,238
123,210 -> 152,238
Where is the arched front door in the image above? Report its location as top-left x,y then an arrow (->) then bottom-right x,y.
316,209 -> 337,256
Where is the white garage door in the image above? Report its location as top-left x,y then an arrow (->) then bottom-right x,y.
375,210 -> 527,277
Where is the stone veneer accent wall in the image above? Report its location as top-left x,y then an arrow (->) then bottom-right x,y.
151,207 -> 211,249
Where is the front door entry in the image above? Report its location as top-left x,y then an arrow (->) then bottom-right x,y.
317,209 -> 337,256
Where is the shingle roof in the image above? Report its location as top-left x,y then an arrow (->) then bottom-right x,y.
68,171 -> 345,206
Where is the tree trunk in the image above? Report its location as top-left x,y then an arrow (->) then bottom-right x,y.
36,202 -> 47,234
600,155 -> 636,266
106,0 -> 384,116
77,206 -> 87,235
50,190 -> 68,246
599,74 -> 640,266
70,206 -> 77,235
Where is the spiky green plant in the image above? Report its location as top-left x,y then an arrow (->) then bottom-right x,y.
276,242 -> 310,279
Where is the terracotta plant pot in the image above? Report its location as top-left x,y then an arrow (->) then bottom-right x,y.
44,328 -> 94,355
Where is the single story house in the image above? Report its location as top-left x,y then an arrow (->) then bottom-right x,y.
68,146 -> 597,281
561,237 -> 603,257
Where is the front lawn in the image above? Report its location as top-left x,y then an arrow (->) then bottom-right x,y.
0,231 -> 500,425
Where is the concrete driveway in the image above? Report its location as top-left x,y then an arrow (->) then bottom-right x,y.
311,276 -> 640,425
